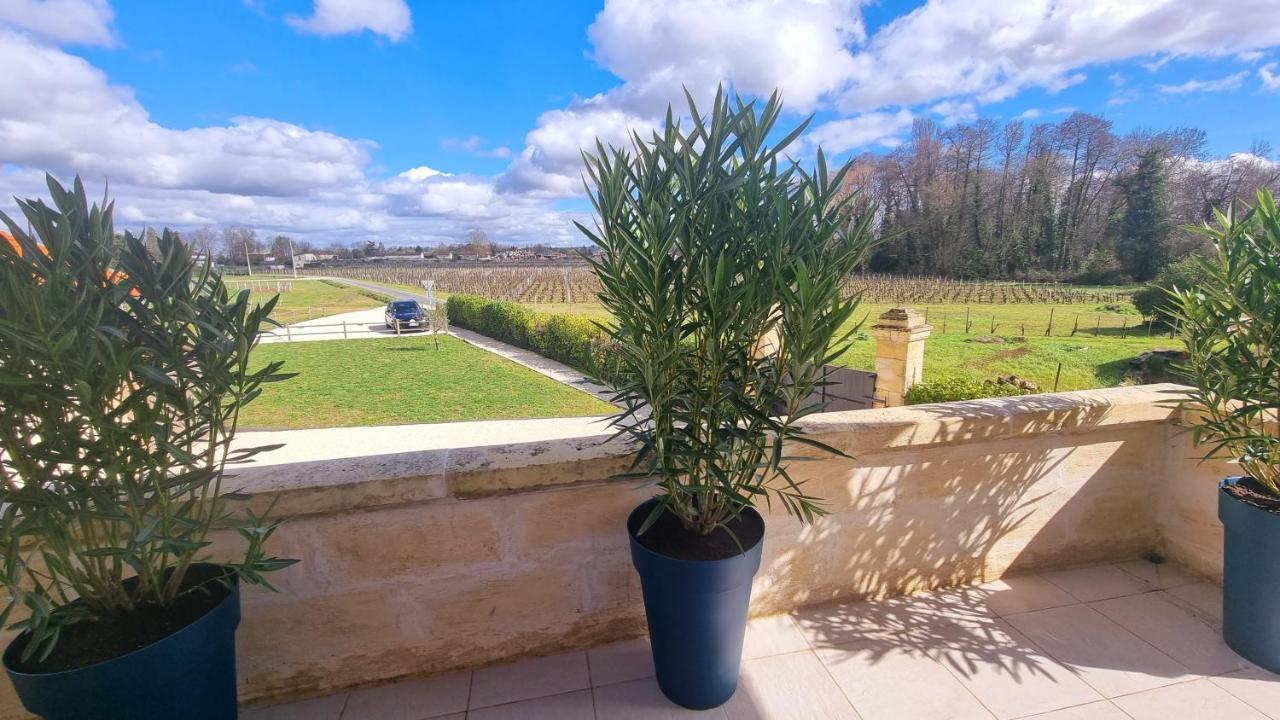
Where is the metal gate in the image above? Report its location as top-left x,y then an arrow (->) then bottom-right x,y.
813,366 -> 877,411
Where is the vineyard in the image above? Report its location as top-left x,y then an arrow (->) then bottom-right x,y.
305,264 -> 1134,306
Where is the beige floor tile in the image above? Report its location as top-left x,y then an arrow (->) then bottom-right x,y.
1114,560 -> 1199,589
1090,592 -> 1249,676
1005,604 -> 1195,698
815,640 -> 993,720
590,638 -> 657,687
927,617 -> 1101,719
742,614 -> 810,659
726,650 -> 860,719
972,575 -> 1077,617
1040,564 -> 1153,602
469,652 -> 590,709
1014,700 -> 1130,719
1112,678 -> 1268,720
1163,582 -> 1223,626
467,689 -> 595,720
594,678 -> 729,719
795,591 -> 991,651
241,694 -> 348,720
1210,665 -> 1280,719
339,671 -> 470,720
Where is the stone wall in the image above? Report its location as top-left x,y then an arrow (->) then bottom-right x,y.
0,384 -> 1235,716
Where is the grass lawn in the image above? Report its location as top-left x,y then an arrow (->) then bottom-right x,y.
228,278 -> 389,325
239,335 -> 615,430
510,298 -> 1174,393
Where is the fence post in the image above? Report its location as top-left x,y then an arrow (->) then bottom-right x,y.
285,325 -> 292,342
342,321 -> 348,339
871,307 -> 933,408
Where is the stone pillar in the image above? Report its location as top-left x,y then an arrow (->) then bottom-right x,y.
871,307 -> 933,408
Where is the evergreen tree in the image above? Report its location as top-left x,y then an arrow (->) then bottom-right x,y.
1115,149 -> 1171,281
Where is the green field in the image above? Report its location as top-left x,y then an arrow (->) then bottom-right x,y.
228,278 -> 387,325
239,335 -> 615,430
488,297 -> 1176,393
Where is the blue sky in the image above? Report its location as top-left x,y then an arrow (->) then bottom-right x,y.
1,0 -> 1279,246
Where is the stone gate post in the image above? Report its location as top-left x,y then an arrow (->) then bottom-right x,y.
871,307 -> 933,407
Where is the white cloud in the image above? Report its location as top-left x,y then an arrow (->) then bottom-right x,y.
929,100 -> 977,126
286,0 -> 411,42
587,0 -> 865,115
1014,108 -> 1043,120
0,31 -> 372,196
1261,63 -> 1280,91
0,0 -> 114,45
1157,70 -> 1248,94
805,110 -> 914,154
498,102 -> 657,197
837,0 -> 1280,111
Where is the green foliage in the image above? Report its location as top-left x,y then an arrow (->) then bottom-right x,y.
1132,255 -> 1213,324
1169,188 -> 1280,496
1071,248 -> 1130,286
905,377 -> 1032,405
1115,149 -> 1171,281
446,294 -> 620,382
579,88 -> 874,536
0,176 -> 297,661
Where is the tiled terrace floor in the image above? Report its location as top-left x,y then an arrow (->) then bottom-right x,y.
242,559 -> 1280,719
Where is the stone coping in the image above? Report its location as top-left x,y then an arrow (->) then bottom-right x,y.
229,383 -> 1189,519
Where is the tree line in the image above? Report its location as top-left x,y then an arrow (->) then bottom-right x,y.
841,113 -> 1278,282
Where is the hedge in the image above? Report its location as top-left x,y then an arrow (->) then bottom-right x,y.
905,376 -> 1032,405
446,294 -> 620,383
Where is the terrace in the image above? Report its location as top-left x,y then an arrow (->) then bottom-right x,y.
3,381 -> 1252,720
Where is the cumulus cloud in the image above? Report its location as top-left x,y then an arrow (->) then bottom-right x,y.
0,0 -> 115,45
1157,71 -> 1248,94
1261,62 -> 1280,91
0,31 -> 372,196
805,110 -> 914,154
836,0 -> 1280,111
286,0 -> 411,42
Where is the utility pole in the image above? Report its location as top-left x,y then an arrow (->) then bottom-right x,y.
244,240 -> 253,276
288,237 -> 298,278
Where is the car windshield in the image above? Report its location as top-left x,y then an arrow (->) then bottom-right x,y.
391,301 -> 419,311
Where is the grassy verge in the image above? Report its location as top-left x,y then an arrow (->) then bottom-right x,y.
239,335 -> 615,430
228,278 -> 389,325
496,298 -> 1173,393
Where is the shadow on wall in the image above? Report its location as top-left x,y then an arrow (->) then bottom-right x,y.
755,392 -> 1164,678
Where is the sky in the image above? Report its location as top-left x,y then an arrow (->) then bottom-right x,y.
1,0 -> 1279,247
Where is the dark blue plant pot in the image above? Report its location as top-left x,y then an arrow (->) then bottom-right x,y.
1220,477 -> 1280,672
3,567 -> 241,720
628,499 -> 764,710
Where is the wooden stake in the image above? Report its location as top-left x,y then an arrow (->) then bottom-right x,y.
1053,363 -> 1063,392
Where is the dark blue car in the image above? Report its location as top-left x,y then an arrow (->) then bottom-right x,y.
384,300 -> 426,331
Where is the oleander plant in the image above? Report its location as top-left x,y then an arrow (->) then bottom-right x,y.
1169,188 -> 1280,497
0,176 -> 296,665
580,88 -> 875,538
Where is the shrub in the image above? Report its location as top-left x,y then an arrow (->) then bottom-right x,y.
1070,248 -> 1131,285
1132,255 -> 1212,324
905,377 -> 1032,405
1171,189 -> 1280,495
446,293 -> 619,382
477,300 -> 539,348
0,176 -> 296,661
582,88 -> 874,534
445,293 -> 489,331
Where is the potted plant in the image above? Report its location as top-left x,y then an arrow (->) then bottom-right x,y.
1170,188 -> 1280,671
579,89 -> 873,709
0,176 -> 296,720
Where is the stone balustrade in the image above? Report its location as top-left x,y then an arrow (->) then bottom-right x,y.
0,384 -> 1233,717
